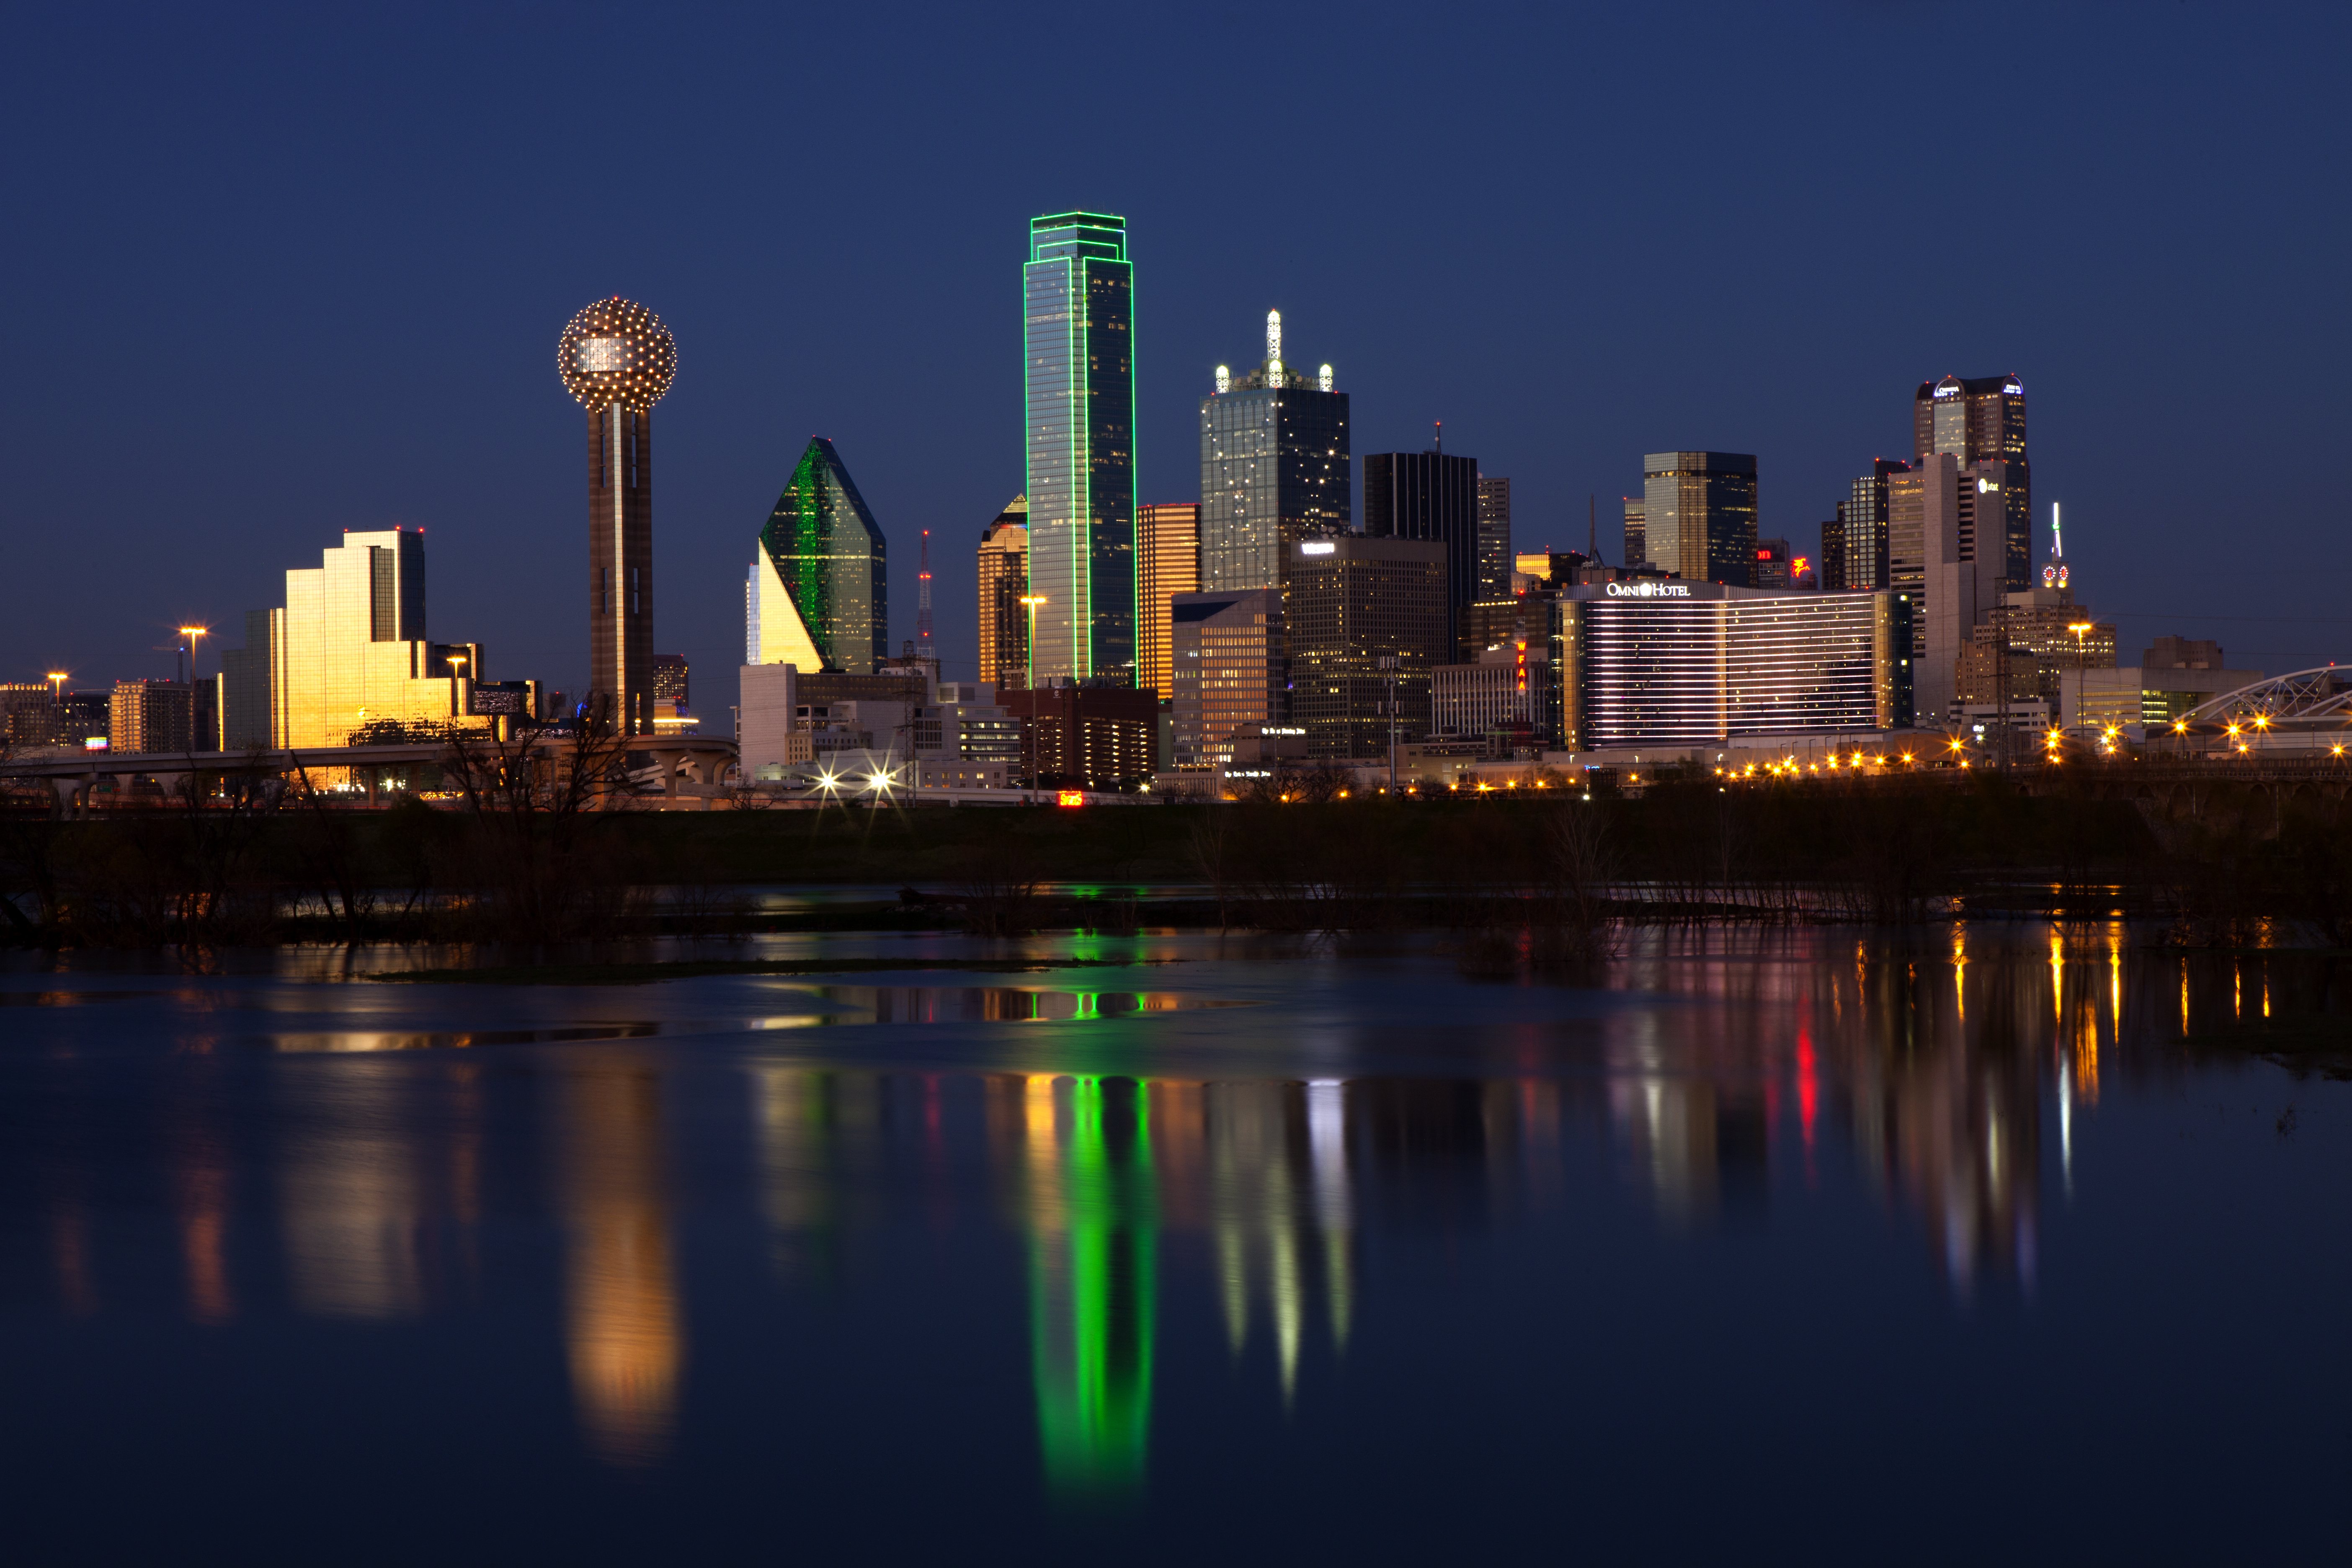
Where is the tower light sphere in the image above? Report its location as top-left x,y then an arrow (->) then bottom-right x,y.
557,295 -> 676,411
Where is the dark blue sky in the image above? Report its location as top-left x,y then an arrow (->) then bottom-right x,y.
6,1 -> 2347,704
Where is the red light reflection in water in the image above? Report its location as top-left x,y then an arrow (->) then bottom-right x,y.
1795,1026 -> 1818,1150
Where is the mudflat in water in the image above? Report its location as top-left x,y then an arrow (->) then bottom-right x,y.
2,926 -> 2344,1564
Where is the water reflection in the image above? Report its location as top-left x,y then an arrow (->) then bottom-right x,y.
555,1062 -> 685,1466
1018,1075 -> 1156,1495
170,1073 -> 236,1326
25,928 -> 2343,1522
279,1061 -> 427,1319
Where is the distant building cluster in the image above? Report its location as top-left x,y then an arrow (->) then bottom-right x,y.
28,222 -> 2279,794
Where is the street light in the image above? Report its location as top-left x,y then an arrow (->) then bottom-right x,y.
2067,620 -> 2093,740
1018,595 -> 1047,799
178,625 -> 209,686
1378,654 -> 1401,795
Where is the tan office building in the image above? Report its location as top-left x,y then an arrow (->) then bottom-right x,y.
1171,588 -> 1283,771
976,495 -> 1029,691
1135,501 -> 1199,700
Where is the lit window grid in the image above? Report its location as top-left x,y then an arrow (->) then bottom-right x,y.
976,525 -> 1029,691
1136,503 -> 1200,701
1197,387 -> 1349,594
1432,664 -> 1534,738
1024,259 -> 1086,681
1578,595 -> 1882,748
1284,557 -> 1447,755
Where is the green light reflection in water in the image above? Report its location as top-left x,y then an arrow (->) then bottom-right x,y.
1024,1073 -> 1156,1498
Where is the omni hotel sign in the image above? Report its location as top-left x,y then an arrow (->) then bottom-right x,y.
1604,580 -> 1692,598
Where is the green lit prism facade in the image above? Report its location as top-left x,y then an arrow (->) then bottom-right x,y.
1024,212 -> 1136,685
750,437 -> 888,674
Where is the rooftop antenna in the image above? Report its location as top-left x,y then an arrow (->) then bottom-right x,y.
916,529 -> 934,663
1434,420 -> 1442,454
1265,309 -> 1281,364
1589,494 -> 1600,564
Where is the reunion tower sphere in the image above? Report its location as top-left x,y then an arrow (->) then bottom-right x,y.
557,296 -> 676,412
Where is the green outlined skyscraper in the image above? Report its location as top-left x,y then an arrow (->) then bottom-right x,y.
748,436 -> 888,674
1023,212 -> 1136,685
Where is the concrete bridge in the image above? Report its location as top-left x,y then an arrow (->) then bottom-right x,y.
3,736 -> 740,817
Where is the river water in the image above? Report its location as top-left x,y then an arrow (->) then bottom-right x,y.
2,925 -> 2344,1563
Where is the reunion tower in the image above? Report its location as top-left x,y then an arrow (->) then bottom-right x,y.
559,297 -> 676,736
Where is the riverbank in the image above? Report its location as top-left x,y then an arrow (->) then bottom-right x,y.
2,774 -> 2344,948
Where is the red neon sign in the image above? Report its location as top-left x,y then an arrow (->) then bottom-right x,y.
1056,790 -> 1086,807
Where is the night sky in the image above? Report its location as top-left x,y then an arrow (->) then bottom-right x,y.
6,2 -> 2347,709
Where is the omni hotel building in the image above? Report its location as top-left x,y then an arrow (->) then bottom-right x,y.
1547,581 -> 1907,750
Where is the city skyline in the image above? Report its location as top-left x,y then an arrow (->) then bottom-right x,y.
5,7 -> 2347,699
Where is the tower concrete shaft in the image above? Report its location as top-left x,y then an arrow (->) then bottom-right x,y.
588,401 -> 653,735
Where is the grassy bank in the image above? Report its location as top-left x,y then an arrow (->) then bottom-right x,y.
3,773 -> 2347,949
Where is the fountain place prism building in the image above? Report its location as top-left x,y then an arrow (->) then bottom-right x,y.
558,297 -> 677,736
747,437 -> 888,675
1023,212 -> 1136,685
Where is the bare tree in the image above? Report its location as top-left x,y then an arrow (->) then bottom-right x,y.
435,706 -> 649,941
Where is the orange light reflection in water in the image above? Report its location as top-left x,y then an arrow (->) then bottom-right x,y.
559,1066 -> 684,1468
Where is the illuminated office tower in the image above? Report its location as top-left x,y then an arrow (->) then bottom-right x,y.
258,529 -> 483,748
1024,212 -> 1136,684
1171,588 -> 1283,771
1285,535 -> 1449,758
1363,448 -> 1479,655
1836,457 -> 1909,591
108,680 -> 193,754
1642,451 -> 1759,586
1475,475 -> 1511,600
977,495 -> 1030,690
558,297 -> 675,735
1621,496 -> 1647,569
1135,502 -> 1200,700
747,437 -> 888,675
650,653 -> 687,708
1198,310 -> 1350,594
1914,374 -> 2030,591
1888,452 -> 2001,722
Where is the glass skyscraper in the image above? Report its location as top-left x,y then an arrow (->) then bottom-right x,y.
216,529 -> 485,749
1363,449 -> 1479,656
748,436 -> 888,675
1641,451 -> 1759,587
1914,374 -> 2030,592
1024,212 -> 1136,685
1198,310 -> 1350,594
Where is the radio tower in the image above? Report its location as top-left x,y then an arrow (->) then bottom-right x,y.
916,528 -> 934,664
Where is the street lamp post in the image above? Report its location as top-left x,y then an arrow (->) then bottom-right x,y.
1378,654 -> 1400,794
2067,620 -> 2092,743
177,626 -> 209,688
1019,594 -> 1047,802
